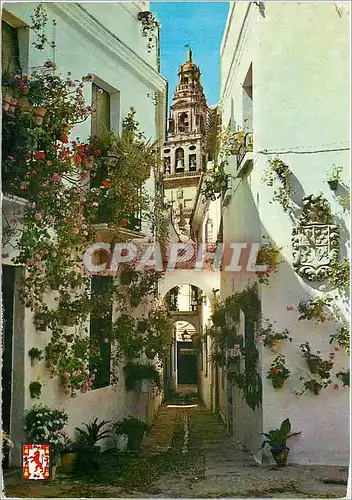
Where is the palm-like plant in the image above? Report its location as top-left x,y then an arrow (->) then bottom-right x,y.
75,418 -> 111,447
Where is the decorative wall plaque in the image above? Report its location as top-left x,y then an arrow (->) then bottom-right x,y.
292,194 -> 339,281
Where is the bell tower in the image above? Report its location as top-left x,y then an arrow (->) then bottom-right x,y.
163,47 -> 210,237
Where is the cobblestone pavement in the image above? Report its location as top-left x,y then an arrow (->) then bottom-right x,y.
3,392 -> 349,498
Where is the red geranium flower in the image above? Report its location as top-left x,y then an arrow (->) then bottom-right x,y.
24,153 -> 32,160
102,179 -> 111,189
27,169 -> 37,175
121,219 -> 127,226
73,154 -> 82,166
34,151 -> 45,161
93,149 -> 101,156
59,135 -> 69,144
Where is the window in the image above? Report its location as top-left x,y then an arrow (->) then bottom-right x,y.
2,21 -> 21,77
189,154 -> 196,171
90,276 -> 113,389
175,147 -> 184,171
91,83 -> 111,138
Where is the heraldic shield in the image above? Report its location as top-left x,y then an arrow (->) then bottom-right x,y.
292,195 -> 340,281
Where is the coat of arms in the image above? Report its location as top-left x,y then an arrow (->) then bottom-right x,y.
292,195 -> 339,281
22,443 -> 50,480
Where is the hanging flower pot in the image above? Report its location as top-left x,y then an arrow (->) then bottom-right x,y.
34,313 -> 48,331
270,446 -> 289,467
327,180 -> 338,191
2,92 -> 12,112
18,97 -> 33,112
272,379 -> 284,389
9,97 -> 18,114
270,340 -> 282,353
33,106 -> 47,126
307,356 -> 321,374
120,269 -> 133,285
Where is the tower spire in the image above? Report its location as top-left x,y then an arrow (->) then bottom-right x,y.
185,43 -> 192,61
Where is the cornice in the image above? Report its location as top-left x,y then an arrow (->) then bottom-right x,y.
50,3 -> 166,91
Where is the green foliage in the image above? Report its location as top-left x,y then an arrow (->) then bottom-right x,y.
201,162 -> 229,201
297,296 -> 333,322
327,164 -> 343,183
75,418 -> 111,447
263,158 -> 294,213
231,343 -> 262,411
28,347 -> 43,361
336,370 -> 350,387
329,325 -> 350,354
261,418 -> 300,450
328,258 -> 350,289
29,380 -> 42,399
112,417 -> 148,438
255,239 -> 282,285
24,404 -> 68,452
266,355 -> 290,387
123,363 -> 161,391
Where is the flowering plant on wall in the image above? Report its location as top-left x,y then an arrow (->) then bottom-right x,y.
256,321 -> 292,352
266,354 -> 290,389
336,370 -> 350,387
299,342 -> 334,379
329,325 -> 350,354
296,377 -> 330,396
263,158 -> 294,213
297,296 -> 333,323
328,258 -> 350,290
255,239 -> 283,285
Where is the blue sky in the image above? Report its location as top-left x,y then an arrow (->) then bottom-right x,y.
150,2 -> 229,108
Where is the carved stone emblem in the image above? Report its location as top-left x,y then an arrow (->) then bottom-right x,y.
292,195 -> 339,281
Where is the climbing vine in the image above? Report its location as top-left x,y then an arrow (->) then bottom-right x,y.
263,158 -> 294,212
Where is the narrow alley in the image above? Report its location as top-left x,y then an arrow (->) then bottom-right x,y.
4,390 -> 348,498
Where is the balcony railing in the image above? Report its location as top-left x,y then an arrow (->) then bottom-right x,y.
163,170 -> 201,179
236,132 -> 253,169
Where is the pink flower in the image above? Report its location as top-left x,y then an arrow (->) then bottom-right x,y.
52,173 -> 61,182
31,202 -> 36,209
23,86 -> 29,95
20,182 -> 28,190
7,156 -> 15,162
34,213 -> 42,221
334,346 -> 341,352
256,337 -> 264,343
80,383 -> 88,393
286,305 -> 296,311
333,384 -> 339,391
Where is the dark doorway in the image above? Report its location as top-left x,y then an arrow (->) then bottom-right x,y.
177,342 -> 197,384
2,264 -> 16,469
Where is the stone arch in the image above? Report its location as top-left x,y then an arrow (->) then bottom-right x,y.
159,270 -> 219,303
175,147 -> 184,171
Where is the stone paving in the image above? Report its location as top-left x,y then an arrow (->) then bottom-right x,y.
3,391 -> 349,498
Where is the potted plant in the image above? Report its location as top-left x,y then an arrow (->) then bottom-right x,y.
259,324 -> 292,352
255,240 -> 282,285
336,370 -> 350,387
32,105 -> 48,126
261,418 -> 301,467
29,380 -> 42,399
112,417 -> 148,451
75,418 -> 111,450
266,355 -> 290,389
33,311 -> 51,332
297,377 -> 326,396
28,347 -> 43,366
327,164 -> 343,190
59,440 -> 81,474
300,342 -> 321,373
298,297 -> 333,323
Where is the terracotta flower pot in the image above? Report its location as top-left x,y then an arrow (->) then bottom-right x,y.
272,379 -> 284,389
271,446 -> 289,467
2,92 -> 12,111
18,97 -> 33,111
307,356 -> 321,374
9,97 -> 18,113
59,452 -> 78,474
33,106 -> 47,126
327,180 -> 338,191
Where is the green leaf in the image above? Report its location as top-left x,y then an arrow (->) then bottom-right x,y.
280,418 -> 291,436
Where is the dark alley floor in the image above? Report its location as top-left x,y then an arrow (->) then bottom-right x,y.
3,391 -> 349,498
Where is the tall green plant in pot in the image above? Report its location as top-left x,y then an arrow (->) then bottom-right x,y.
261,418 -> 301,467
112,417 -> 148,451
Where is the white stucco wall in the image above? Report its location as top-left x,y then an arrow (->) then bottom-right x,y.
217,1 -> 350,465
2,1 -> 166,465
